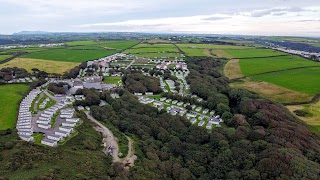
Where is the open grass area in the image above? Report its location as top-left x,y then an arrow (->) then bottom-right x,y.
178,48 -> 210,56
66,40 -> 140,50
239,55 -> 319,76
252,67 -> 320,94
230,79 -> 314,103
103,76 -> 122,85
124,47 -> 179,54
132,43 -> 176,49
224,48 -> 287,58
0,58 -> 80,74
22,49 -> 118,62
0,84 -> 30,130
224,59 -> 244,79
176,44 -> 253,49
37,94 -> 56,111
0,55 -> 12,61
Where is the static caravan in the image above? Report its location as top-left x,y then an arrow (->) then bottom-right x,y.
62,122 -> 77,127
41,139 -> 57,147
47,134 -> 63,141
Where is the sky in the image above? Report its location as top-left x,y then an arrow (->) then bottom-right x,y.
0,0 -> 320,36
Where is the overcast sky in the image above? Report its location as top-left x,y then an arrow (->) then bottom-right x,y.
0,0 -> 320,36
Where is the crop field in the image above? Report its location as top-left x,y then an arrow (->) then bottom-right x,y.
0,58 -> 80,74
0,84 -> 30,130
224,48 -> 287,58
0,55 -> 12,61
251,67 -> 320,94
22,49 -> 118,62
239,55 -> 319,76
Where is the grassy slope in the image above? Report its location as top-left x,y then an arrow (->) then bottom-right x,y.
252,67 -> 320,94
0,55 -> 12,61
240,55 -> 319,76
0,84 -> 30,130
0,58 -> 80,74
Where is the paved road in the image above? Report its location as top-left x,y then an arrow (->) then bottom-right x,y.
125,60 -> 135,69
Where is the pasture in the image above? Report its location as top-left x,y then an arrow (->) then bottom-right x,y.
176,44 -> 253,49
0,55 -> 12,61
0,84 -> 30,130
22,49 -> 118,62
224,48 -> 287,58
0,58 -> 80,74
252,67 -> 320,94
239,55 -> 319,76
66,40 -> 140,50
124,47 -> 179,54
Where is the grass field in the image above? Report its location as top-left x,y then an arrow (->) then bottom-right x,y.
0,58 -> 80,74
239,55 -> 319,76
131,43 -> 176,49
176,44 -> 253,49
0,55 -> 12,61
66,40 -> 140,50
0,84 -> 30,130
124,47 -> 179,54
103,76 -> 122,85
22,49 -> 118,62
224,48 -> 287,58
252,67 -> 320,94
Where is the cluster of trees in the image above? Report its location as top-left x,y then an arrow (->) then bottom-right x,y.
0,67 -> 29,81
48,82 -> 70,94
268,40 -> 320,54
63,62 -> 87,79
85,56 -> 320,179
74,88 -> 101,107
123,71 -> 162,93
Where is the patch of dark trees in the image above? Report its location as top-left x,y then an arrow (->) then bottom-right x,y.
48,82 -> 70,94
0,52 -> 29,64
0,67 -> 29,81
122,71 -> 162,94
62,62 -> 87,79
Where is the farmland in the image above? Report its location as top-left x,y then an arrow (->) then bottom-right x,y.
0,58 -> 80,74
239,55 -> 319,76
22,49 -> 118,62
224,48 -> 287,58
66,40 -> 140,50
0,55 -> 12,61
252,67 -> 320,94
0,84 -> 30,130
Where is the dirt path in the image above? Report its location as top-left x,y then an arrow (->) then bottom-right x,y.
224,59 -> 243,79
85,112 -> 137,167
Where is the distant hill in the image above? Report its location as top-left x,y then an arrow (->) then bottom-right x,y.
13,31 -> 51,35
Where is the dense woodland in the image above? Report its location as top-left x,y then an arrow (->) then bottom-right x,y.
48,82 -> 70,95
122,72 -> 162,94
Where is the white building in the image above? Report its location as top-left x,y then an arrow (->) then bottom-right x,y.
41,139 -> 58,147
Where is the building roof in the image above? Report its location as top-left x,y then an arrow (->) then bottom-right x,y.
83,82 -> 102,90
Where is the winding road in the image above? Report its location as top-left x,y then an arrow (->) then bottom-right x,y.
84,112 -> 137,167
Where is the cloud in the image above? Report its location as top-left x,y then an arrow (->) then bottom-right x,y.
202,16 -> 232,21
250,7 -> 305,17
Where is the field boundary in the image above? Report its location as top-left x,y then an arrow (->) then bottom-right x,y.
283,94 -> 320,105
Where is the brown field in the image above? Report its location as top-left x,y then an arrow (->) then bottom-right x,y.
204,49 -> 214,57
231,79 -> 314,103
223,59 -> 243,79
212,49 -> 233,58
0,58 -> 80,74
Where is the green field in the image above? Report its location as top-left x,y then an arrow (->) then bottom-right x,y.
178,47 -> 209,56
103,76 -> 122,85
252,67 -> 320,94
224,48 -> 287,58
22,49 -> 118,62
131,43 -> 176,49
176,44 -> 253,49
0,55 -> 12,61
240,55 -> 320,76
0,84 -> 30,130
124,47 -> 179,54
66,40 -> 140,50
